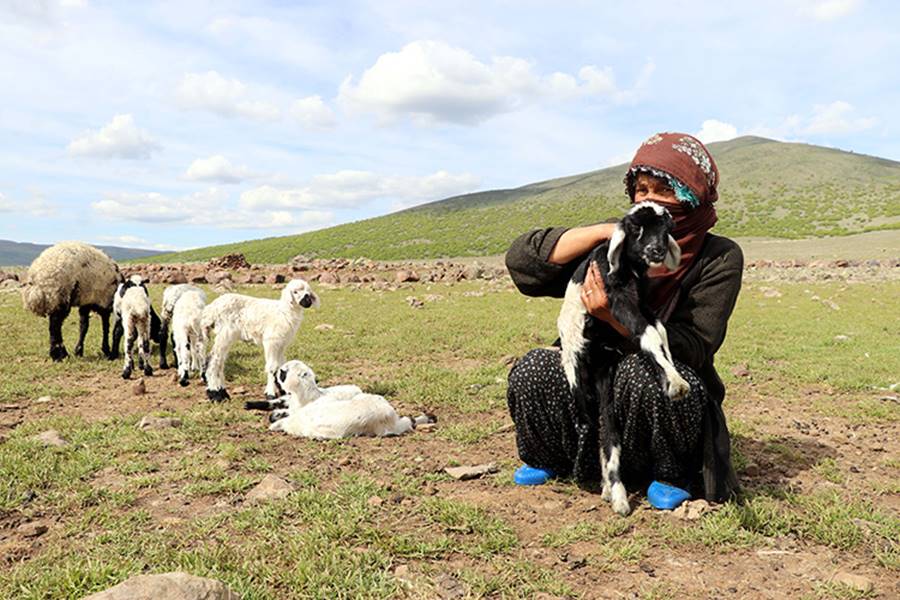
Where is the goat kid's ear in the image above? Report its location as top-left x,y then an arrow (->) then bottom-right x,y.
607,224 -> 626,276
664,235 -> 682,271
278,368 -> 288,383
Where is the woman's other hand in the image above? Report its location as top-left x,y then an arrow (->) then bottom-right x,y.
581,263 -> 630,337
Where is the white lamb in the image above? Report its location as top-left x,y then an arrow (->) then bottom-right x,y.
114,275 -> 153,379
267,360 -> 436,439
201,278 -> 320,402
171,287 -> 208,387
158,283 -> 205,370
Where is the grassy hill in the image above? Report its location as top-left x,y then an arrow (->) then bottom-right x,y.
149,137 -> 900,263
1,239 -> 165,267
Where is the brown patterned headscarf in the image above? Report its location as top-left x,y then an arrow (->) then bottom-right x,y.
624,132 -> 720,317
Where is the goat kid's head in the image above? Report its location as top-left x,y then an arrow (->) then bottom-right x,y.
282,278 -> 320,310
118,274 -> 149,298
608,202 -> 681,276
277,359 -> 318,400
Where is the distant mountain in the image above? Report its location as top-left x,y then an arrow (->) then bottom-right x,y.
144,136 -> 900,263
0,239 -> 166,267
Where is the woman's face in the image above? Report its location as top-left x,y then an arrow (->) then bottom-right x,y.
633,173 -> 678,207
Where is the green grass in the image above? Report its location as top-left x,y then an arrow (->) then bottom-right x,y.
143,137 -> 900,264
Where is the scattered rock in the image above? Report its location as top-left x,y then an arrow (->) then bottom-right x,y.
731,364 -> 751,378
670,499 -> 711,520
314,323 -> 335,331
245,474 -> 295,503
434,574 -> 467,600
759,286 -> 782,298
337,456 -> 351,466
137,415 -> 182,430
396,270 -> 420,283
500,354 -> 518,368
318,272 -> 340,285
31,430 -> 67,447
831,572 -> 874,594
444,463 -> 498,481
743,463 -> 761,477
558,551 -> 587,570
16,521 -> 48,538
833,335 -> 850,342
82,571 -> 240,600
132,378 -> 146,396
393,564 -> 410,580
34,395 -> 51,404
406,296 -> 424,309
208,253 -> 250,270
366,495 -> 384,507
416,422 -> 437,432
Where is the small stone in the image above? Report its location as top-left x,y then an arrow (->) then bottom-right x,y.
315,323 -> 335,331
434,574 -> 466,600
832,572 -> 874,594
137,416 -> 182,430
444,463 -> 499,480
367,495 -> 384,507
406,296 -> 424,309
133,378 -> 146,395
31,430 -> 67,447
731,364 -> 751,378
337,456 -> 351,466
394,564 -> 410,579
35,395 -> 51,404
82,572 -> 240,600
17,522 -> 48,538
670,499 -> 710,520
833,335 -> 850,342
416,422 -> 437,432
245,475 -> 294,503
744,463 -> 761,477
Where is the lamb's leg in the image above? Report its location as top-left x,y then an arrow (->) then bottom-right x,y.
176,336 -> 190,386
122,320 -> 135,379
74,306 -> 90,357
205,327 -> 237,402
158,320 -> 170,369
48,306 -> 70,361
109,317 -> 123,360
140,322 -> 153,377
99,308 -> 112,358
262,341 -> 284,399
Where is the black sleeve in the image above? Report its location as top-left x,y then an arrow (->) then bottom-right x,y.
504,227 -> 576,298
666,241 -> 743,371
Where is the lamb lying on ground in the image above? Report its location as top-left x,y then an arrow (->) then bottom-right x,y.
170,286 -> 208,386
201,279 -> 320,402
261,360 -> 436,439
113,275 -> 154,379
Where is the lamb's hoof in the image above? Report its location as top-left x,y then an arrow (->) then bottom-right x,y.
178,376 -> 189,387
49,345 -> 68,362
207,388 -> 230,403
201,373 -> 207,384
159,361 -> 170,370
143,366 -> 154,377
424,412 -> 438,424
269,409 -> 289,423
107,352 -> 119,361
122,368 -> 132,380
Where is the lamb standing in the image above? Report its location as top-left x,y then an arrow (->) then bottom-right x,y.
201,278 -> 320,402
114,275 -> 155,379
267,360 -> 436,439
170,286 -> 208,386
21,241 -> 121,361
158,284 -> 205,370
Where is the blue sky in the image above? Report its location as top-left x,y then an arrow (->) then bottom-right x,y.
0,0 -> 896,251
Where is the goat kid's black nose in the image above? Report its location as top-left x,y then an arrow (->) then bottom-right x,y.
299,294 -> 312,308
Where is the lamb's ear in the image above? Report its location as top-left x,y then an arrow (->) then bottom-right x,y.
606,224 -> 626,276
664,235 -> 682,271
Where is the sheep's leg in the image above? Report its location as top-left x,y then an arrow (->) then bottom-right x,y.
99,307 -> 112,358
122,320 -> 135,379
48,306 -> 70,361
158,320 -> 170,369
109,317 -> 123,360
140,322 -> 153,377
205,327 -> 237,402
262,340 -> 284,399
74,306 -> 90,357
176,334 -> 190,387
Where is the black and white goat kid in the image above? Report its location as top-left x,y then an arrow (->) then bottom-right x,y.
558,201 -> 689,516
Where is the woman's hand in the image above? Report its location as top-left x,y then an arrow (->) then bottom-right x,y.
581,263 -> 630,337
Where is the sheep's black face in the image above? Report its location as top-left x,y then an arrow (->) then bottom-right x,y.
299,294 -> 313,308
622,205 -> 675,268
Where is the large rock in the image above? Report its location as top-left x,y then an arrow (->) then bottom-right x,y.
245,474 -> 294,503
161,269 -> 188,284
207,253 -> 250,270
81,572 -> 240,600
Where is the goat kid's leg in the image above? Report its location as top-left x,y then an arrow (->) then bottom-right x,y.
262,341 -> 284,399
205,328 -> 236,402
176,336 -> 190,386
74,306 -> 90,357
122,323 -> 135,379
158,321 -> 170,369
100,308 -> 111,358
640,323 -> 689,401
109,317 -> 123,360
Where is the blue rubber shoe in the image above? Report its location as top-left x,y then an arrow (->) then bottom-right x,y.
514,464 -> 554,486
647,480 -> 691,510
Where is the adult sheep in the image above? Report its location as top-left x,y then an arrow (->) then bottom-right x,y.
21,241 -> 122,361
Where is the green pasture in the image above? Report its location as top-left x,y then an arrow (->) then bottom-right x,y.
0,278 -> 897,598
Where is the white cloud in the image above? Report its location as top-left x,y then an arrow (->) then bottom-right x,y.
797,0 -> 863,21
338,40 -> 644,125
0,190 -> 57,217
696,119 -> 739,143
91,187 -> 332,230
240,169 -> 480,210
67,114 -> 160,159
184,155 -> 254,184
291,96 -> 336,130
0,192 -> 13,212
94,234 -> 178,251
174,71 -> 281,121
803,100 -> 876,134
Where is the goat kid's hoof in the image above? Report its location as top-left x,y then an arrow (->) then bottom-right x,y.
610,485 -> 632,517
159,361 -> 170,370
666,376 -> 691,401
49,345 -> 68,362
122,368 -> 132,380
207,388 -> 230,403
74,346 -> 84,357
143,366 -> 154,377
178,376 -> 189,387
